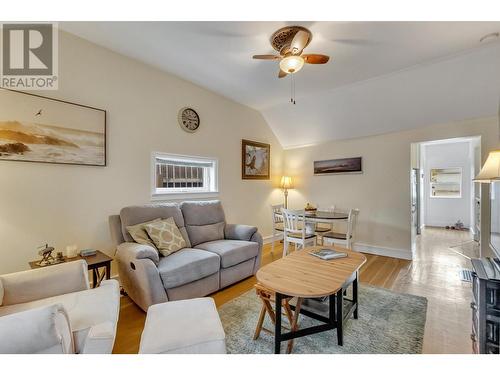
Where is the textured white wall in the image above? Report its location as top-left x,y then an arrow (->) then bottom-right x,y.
0,31 -> 284,274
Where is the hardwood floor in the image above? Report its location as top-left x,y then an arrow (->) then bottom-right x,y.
112,228 -> 475,354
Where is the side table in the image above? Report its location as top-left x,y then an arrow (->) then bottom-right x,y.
29,250 -> 112,288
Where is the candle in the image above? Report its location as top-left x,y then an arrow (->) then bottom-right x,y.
66,244 -> 78,258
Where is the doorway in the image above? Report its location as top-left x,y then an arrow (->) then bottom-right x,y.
410,136 -> 481,254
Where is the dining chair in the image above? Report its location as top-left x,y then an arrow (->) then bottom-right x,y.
270,204 -> 285,255
281,208 -> 317,257
322,208 -> 360,250
314,205 -> 336,244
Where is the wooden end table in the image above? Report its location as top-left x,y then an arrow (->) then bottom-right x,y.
256,245 -> 366,354
29,250 -> 112,288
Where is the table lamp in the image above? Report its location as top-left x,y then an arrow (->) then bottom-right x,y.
280,176 -> 293,208
474,150 -> 500,182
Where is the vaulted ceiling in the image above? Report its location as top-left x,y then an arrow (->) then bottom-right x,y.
61,21 -> 500,148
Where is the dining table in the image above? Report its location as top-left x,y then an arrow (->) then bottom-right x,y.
281,210 -> 349,234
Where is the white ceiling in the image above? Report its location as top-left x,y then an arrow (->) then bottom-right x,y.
61,22 -> 500,148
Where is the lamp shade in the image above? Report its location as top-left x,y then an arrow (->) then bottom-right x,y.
279,55 -> 305,74
474,150 -> 500,183
280,176 -> 293,189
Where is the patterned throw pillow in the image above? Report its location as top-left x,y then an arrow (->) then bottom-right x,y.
144,217 -> 187,256
126,218 -> 161,248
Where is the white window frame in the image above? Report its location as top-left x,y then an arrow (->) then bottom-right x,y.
151,152 -> 219,200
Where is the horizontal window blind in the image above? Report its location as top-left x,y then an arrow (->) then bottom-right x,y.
155,158 -> 214,168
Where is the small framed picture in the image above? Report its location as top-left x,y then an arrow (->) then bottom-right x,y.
242,139 -> 270,180
314,157 -> 362,175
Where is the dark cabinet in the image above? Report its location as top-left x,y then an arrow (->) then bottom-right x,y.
471,258 -> 500,354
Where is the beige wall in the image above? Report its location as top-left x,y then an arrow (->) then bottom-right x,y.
0,31 -> 284,274
284,117 -> 499,258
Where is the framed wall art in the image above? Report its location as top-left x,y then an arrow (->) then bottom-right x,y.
0,89 -> 106,166
314,157 -> 362,175
242,139 -> 270,180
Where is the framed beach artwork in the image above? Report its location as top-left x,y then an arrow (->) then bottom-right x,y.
0,89 -> 106,166
314,157 -> 362,175
241,139 -> 270,180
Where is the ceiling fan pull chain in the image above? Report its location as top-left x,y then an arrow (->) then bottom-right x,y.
290,74 -> 296,105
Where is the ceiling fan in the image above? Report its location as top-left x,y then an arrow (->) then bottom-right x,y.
253,26 -> 330,78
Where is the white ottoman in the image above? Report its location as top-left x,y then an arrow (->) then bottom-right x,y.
139,297 -> 226,354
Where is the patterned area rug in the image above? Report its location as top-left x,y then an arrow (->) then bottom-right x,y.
218,284 -> 427,354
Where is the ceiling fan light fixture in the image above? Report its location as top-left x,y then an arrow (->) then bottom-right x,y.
279,55 -> 304,74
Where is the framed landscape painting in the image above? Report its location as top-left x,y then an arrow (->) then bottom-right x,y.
0,89 -> 106,166
242,139 -> 270,180
314,157 -> 362,175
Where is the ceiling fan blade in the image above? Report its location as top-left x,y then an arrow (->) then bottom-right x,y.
278,69 -> 287,78
303,54 -> 330,64
290,30 -> 310,54
253,54 -> 281,60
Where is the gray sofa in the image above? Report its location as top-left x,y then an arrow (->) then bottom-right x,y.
109,200 -> 262,311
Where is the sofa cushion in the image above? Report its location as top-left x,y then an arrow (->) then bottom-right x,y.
157,248 -> 220,290
181,201 -> 226,247
187,222 -> 225,248
120,204 -> 191,248
0,260 -> 90,306
126,218 -> 161,248
195,240 -> 259,268
144,218 -> 187,257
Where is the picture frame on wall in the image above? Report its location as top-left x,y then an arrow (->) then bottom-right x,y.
0,89 -> 106,166
242,139 -> 270,180
314,157 -> 362,175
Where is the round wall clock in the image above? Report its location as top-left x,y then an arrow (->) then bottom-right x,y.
178,107 -> 200,133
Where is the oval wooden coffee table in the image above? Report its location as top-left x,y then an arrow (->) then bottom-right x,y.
256,245 -> 366,354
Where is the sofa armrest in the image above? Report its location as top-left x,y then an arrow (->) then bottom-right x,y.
116,242 -> 160,266
115,243 -> 167,311
225,224 -> 258,242
0,304 -> 73,354
77,279 -> 120,354
0,260 -> 90,306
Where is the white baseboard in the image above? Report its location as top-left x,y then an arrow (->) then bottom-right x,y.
353,243 -> 413,260
425,221 -> 470,229
263,233 -> 283,244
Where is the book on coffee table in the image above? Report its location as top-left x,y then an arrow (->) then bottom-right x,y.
309,248 -> 347,260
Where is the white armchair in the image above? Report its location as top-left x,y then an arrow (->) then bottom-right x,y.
0,304 -> 73,354
0,260 -> 120,354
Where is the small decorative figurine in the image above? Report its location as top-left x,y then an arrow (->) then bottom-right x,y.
305,203 -> 317,212
36,244 -> 64,267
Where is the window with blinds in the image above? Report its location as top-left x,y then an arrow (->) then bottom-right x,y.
152,153 -> 218,196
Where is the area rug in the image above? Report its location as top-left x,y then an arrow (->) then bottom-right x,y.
218,284 -> 427,354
